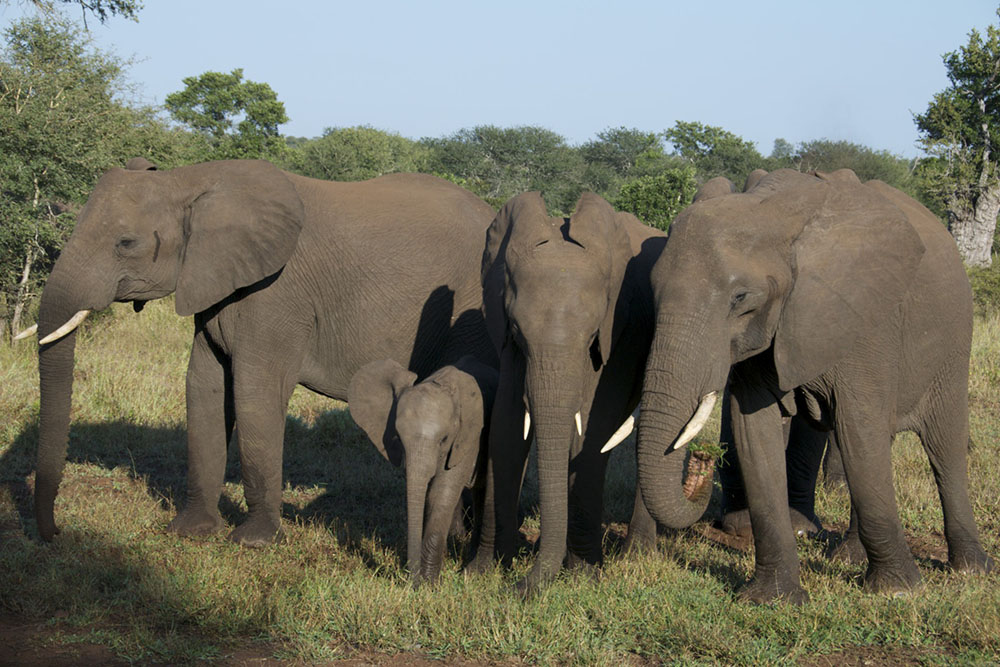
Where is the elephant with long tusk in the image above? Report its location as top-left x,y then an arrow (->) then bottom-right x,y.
22,158 -> 498,546
469,191 -> 709,594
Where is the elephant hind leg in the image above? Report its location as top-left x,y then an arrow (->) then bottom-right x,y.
916,364 -> 994,574
833,403 -> 921,594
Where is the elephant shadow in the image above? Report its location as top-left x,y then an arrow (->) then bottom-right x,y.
0,409 -> 417,574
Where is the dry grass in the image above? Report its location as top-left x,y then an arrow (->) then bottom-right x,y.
1,300 -> 998,664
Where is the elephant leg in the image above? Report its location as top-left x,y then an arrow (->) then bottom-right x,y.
829,500 -> 867,564
785,416 -> 826,535
822,430 -> 847,488
168,328 -> 232,536
467,356 -> 528,572
918,364 -> 994,574
623,481 -> 657,553
226,363 -> 297,547
566,436 -> 609,571
728,369 -> 806,604
834,402 -> 921,594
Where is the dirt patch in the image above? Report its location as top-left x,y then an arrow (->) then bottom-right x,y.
802,643 -> 955,666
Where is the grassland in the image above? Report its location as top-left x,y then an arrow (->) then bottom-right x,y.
1,298 -> 998,664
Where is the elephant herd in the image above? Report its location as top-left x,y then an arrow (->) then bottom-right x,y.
20,157 -> 994,604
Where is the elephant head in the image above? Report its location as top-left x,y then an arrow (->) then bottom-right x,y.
31,159 -> 305,541
347,356 -> 496,583
633,168 -> 925,529
481,191 -> 635,583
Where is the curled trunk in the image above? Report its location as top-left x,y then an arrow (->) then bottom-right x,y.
635,335 -> 714,529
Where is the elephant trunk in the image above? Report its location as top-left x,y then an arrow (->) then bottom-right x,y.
33,249 -> 115,541
405,455 -> 435,579
635,326 -> 718,529
525,354 -> 582,578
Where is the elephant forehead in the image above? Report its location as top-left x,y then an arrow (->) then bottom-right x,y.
397,386 -> 453,435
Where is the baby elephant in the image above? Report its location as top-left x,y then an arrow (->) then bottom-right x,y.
348,356 -> 497,584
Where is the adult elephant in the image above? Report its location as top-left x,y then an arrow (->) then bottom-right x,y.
631,168 -> 993,603
25,158 -> 496,546
471,191 -> 694,593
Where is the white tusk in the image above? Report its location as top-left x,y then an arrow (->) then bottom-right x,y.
523,411 -> 531,440
575,411 -> 583,436
38,310 -> 90,345
13,324 -> 38,341
601,408 -> 639,454
673,391 -> 718,450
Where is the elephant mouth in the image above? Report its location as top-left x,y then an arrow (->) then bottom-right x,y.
683,451 -> 716,501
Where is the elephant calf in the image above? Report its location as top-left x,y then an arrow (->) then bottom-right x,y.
348,356 -> 497,584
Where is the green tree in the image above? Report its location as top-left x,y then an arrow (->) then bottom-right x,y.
579,126 -> 683,200
915,8 -> 1000,267
664,121 -> 767,186
165,69 -> 289,162
791,139 -> 915,193
422,125 -> 584,213
0,16 -> 179,338
293,126 -> 427,181
614,167 -> 698,231
5,0 -> 141,25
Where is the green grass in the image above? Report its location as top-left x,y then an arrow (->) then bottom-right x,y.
1,299 -> 998,664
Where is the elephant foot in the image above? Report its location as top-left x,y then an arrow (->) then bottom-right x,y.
863,560 -> 922,596
828,532 -> 867,564
463,549 -> 496,576
227,516 -> 285,547
949,546 -> 995,575
789,508 -> 823,537
718,509 -> 752,539
166,506 -> 225,537
515,558 -> 560,598
623,517 -> 657,555
736,574 -> 809,605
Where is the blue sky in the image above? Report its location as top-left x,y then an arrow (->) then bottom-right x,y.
4,1 -> 997,157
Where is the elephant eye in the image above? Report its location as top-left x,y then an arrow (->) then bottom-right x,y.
730,289 -> 757,316
116,236 -> 138,251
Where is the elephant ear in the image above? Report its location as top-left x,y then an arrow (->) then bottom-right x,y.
173,160 -> 306,316
743,169 -> 768,192
481,192 -> 549,355
772,181 -> 925,391
347,359 -> 418,466
566,193 -> 632,366
126,157 -> 157,171
439,357 -> 497,473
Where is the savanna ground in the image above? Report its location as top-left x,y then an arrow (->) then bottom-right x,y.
0,298 -> 998,665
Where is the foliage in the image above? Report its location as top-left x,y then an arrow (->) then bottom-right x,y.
0,16 -> 180,338
780,139 -> 917,193
915,8 -> 1000,267
2,300 -> 1000,664
6,0 -> 141,25
968,262 -> 1000,314
421,125 -> 585,213
614,167 -> 698,231
289,126 -> 428,182
664,120 -> 768,186
164,68 -> 289,162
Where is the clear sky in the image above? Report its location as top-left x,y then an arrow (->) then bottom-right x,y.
4,1 -> 998,157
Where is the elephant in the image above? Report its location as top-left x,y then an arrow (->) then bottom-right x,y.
471,191 -> 693,593
347,355 -> 497,584
25,158 -> 497,547
629,167 -> 994,603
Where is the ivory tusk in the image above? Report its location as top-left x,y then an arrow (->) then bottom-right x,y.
38,310 -> 90,345
575,411 -> 583,436
673,391 -> 718,450
523,411 -> 531,440
600,408 -> 639,454
13,324 -> 38,341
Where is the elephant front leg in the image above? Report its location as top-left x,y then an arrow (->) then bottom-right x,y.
729,373 -> 807,604
168,330 -> 231,537
226,370 -> 296,547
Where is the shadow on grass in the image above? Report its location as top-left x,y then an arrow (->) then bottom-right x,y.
0,406 -> 414,574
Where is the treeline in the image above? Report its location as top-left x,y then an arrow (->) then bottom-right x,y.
0,13 -> 988,339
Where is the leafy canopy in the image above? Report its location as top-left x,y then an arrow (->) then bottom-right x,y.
165,68 -> 289,161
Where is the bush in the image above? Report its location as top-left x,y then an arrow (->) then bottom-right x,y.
968,262 -> 1000,314
614,167 -> 698,231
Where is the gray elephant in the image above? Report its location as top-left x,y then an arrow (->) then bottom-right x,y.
631,167 -> 993,603
25,158 -> 497,547
347,356 -> 497,584
471,191 -> 680,593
